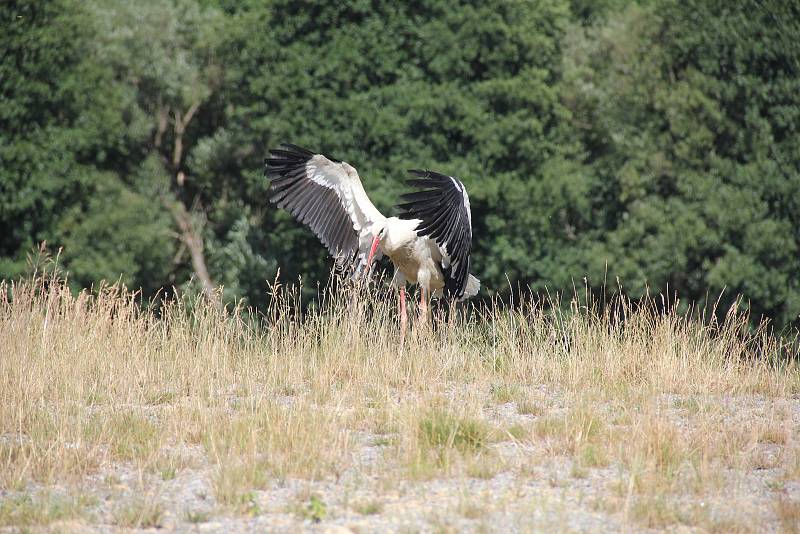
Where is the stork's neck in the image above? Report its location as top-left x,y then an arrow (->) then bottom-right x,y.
381,217 -> 418,255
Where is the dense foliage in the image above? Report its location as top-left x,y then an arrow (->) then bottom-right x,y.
1,0 -> 798,328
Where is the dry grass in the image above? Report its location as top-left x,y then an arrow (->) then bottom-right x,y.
0,492 -> 96,527
0,274 -> 798,530
113,496 -> 164,528
352,498 -> 383,515
402,403 -> 492,477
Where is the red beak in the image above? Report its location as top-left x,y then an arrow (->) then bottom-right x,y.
365,234 -> 380,276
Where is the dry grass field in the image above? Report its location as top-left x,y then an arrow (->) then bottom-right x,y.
1,275 -> 799,533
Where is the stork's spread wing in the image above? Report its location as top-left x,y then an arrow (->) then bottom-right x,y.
265,143 -> 386,272
397,170 -> 474,299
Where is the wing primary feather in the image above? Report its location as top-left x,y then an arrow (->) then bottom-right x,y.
316,194 -> 342,250
415,206 -> 453,238
404,178 -> 445,189
279,143 -> 314,157
297,189 -> 326,223
398,169 -> 474,298
329,216 -> 350,257
399,190 -> 440,201
327,216 -> 345,255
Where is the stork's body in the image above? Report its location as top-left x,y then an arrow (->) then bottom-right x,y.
380,218 -> 439,287
265,144 -> 480,336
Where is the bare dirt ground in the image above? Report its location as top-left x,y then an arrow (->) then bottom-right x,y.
2,385 -> 799,533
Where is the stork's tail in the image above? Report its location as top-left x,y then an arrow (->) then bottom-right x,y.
458,274 -> 480,301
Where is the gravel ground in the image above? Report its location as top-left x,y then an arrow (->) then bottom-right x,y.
2,388 -> 799,533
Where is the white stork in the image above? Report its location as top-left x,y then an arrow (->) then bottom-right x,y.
264,143 -> 480,334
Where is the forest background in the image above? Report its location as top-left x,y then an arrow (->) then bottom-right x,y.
2,0 -> 799,330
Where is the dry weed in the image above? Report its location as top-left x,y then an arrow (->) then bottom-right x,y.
0,274 -> 798,530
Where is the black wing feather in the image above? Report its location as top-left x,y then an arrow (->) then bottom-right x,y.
264,143 -> 358,264
397,169 -> 473,298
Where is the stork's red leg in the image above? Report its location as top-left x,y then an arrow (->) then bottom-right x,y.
398,286 -> 407,348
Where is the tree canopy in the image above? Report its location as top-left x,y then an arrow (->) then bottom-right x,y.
1,0 -> 798,329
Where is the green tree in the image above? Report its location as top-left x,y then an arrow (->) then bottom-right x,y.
563,0 -> 800,327
88,0 -> 225,299
2,0 -> 797,330
0,0 -> 174,291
